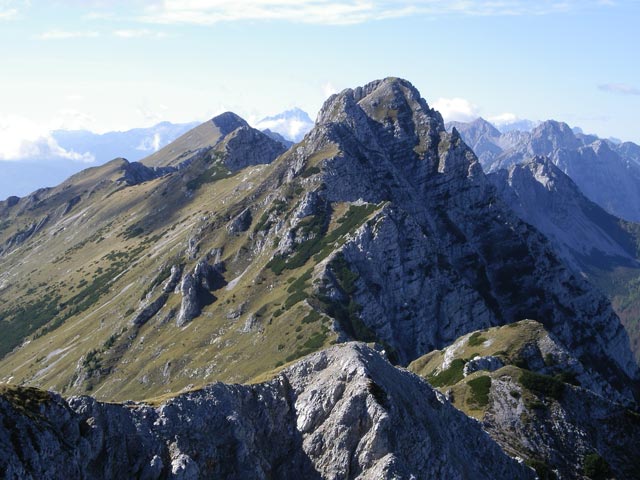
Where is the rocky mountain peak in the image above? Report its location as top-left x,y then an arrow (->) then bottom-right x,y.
445,117 -> 514,141
590,138 -> 615,156
276,79 -> 639,399
303,76 -> 472,208
531,119 -> 582,152
317,77 -> 440,130
452,115 -> 640,222
210,111 -> 249,135
142,112 -> 280,169
467,117 -> 501,136
489,155 -> 639,288
508,155 -> 569,190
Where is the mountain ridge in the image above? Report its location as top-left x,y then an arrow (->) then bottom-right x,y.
0,76 -> 639,479
0,77 -> 636,405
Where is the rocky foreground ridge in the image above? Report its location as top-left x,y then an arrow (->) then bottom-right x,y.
0,343 -> 534,480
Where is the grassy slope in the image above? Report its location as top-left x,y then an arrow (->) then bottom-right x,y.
409,320 -> 563,419
0,137 -> 381,401
408,320 -> 640,479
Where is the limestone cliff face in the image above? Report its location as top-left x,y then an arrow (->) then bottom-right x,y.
485,375 -> 640,480
280,78 -> 637,401
488,156 -> 639,272
0,343 -> 534,480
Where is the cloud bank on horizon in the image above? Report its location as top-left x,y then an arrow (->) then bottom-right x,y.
431,97 -> 528,127
139,0 -> 621,25
4,0 -> 627,28
0,114 -> 95,163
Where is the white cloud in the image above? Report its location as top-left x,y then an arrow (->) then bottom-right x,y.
598,83 -> 640,95
254,109 -> 314,142
0,114 -> 95,162
0,0 -> 24,21
322,81 -> 339,99
257,118 -> 309,141
487,112 -> 518,124
37,30 -> 100,40
432,97 -> 480,122
136,133 -> 162,152
0,7 -> 17,20
139,1 -> 618,25
113,29 -> 168,38
84,11 -> 116,21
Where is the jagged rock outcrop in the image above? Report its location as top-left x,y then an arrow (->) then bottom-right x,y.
285,77 -> 638,402
60,195 -> 82,215
4,196 -> 19,208
618,140 -> 640,164
163,265 -> 183,293
177,260 -> 226,327
132,294 -> 169,327
116,159 -> 176,185
131,266 -> 184,327
0,343 -> 535,479
261,128 -> 294,148
463,356 -> 504,376
484,377 -> 640,480
222,126 -> 287,171
4,215 -> 48,249
226,208 -> 252,234
177,274 -> 201,327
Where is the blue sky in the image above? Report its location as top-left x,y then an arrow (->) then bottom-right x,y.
0,0 -> 639,161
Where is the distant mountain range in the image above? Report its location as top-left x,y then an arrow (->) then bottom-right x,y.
0,110 -> 314,199
448,117 -> 640,222
0,122 -> 198,199
53,121 -> 200,164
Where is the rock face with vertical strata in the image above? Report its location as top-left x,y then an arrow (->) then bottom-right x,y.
281,77 -> 637,402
